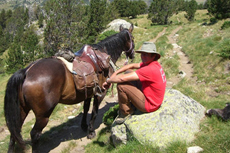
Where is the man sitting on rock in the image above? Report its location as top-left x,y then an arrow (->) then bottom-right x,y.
102,42 -> 167,124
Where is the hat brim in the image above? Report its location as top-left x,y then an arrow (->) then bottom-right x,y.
135,50 -> 161,60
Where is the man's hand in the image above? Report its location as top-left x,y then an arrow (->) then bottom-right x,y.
102,81 -> 111,90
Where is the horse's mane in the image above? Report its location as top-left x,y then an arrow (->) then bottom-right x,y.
91,29 -> 130,63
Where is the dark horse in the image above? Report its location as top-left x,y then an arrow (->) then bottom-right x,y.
4,24 -> 134,152
206,103 -> 230,121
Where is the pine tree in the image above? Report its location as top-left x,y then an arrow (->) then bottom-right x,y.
87,0 -> 106,43
148,0 -> 181,25
38,13 -> 44,28
0,9 -> 6,29
5,43 -> 23,73
112,0 -> 129,17
0,26 -> 11,55
137,0 -> 148,14
184,0 -> 198,21
6,9 -> 12,19
44,0 -> 87,55
5,7 -> 28,36
103,2 -> 120,25
207,0 -> 230,19
128,1 -> 139,18
21,27 -> 41,64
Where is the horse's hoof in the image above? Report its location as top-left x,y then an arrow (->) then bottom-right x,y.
81,123 -> 88,132
87,131 -> 96,139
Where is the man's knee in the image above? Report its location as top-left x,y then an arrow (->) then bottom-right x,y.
117,82 -> 124,91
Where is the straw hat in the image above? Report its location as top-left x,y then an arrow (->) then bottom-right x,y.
136,42 -> 161,60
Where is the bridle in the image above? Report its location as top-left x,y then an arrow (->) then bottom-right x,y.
124,29 -> 135,64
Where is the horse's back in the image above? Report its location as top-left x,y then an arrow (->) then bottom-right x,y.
22,58 -> 76,112
24,58 -> 66,88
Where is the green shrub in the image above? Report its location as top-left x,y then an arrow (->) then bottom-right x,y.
213,36 -> 222,41
218,46 -> 230,59
221,21 -> 230,30
97,30 -> 117,42
210,17 -> 218,24
217,40 -> 230,59
102,104 -> 119,126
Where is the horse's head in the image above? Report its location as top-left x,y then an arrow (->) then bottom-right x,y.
119,24 -> 135,63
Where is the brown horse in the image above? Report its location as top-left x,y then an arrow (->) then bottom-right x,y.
4,24 -> 134,152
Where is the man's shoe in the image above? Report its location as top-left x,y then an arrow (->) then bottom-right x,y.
114,111 -> 132,125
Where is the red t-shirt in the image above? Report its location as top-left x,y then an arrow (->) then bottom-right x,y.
135,61 -> 166,112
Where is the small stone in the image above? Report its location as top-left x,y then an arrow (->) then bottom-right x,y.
68,116 -> 75,119
187,146 -> 204,153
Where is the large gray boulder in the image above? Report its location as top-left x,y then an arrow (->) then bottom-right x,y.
103,19 -> 136,32
111,88 -> 206,148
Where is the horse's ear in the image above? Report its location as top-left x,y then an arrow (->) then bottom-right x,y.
129,23 -> 134,33
119,24 -> 124,31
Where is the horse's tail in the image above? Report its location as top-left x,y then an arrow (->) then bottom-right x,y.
4,67 -> 28,147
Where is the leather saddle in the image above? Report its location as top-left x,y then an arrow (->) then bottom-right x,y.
74,45 -> 110,72
72,45 -> 110,98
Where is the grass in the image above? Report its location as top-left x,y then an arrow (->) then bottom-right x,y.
191,117 -> 230,153
0,74 -> 10,127
131,14 -> 166,50
85,127 -> 161,153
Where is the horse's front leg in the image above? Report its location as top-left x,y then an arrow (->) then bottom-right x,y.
87,94 -> 105,139
81,98 -> 91,132
7,136 -> 16,153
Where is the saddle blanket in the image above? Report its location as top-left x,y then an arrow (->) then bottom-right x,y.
57,56 -> 75,74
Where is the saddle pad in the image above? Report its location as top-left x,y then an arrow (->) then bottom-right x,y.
57,56 -> 73,73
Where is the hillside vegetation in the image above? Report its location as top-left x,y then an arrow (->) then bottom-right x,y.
0,0 -> 207,10
0,9 -> 229,153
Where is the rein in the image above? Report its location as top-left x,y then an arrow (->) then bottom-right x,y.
126,30 -> 134,54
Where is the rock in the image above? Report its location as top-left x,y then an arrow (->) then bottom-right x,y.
179,70 -> 186,78
111,124 -> 128,146
104,19 -> 135,32
187,146 -> 204,153
111,89 -> 206,148
68,116 -> 75,119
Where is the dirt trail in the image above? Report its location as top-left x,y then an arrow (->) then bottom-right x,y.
50,96 -> 118,153
165,26 -> 195,87
0,26 -> 195,153
150,27 -> 167,43
148,26 -> 194,88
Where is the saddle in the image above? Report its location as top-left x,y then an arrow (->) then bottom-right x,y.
55,45 -> 110,97
74,45 -> 110,72
72,45 -> 110,97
